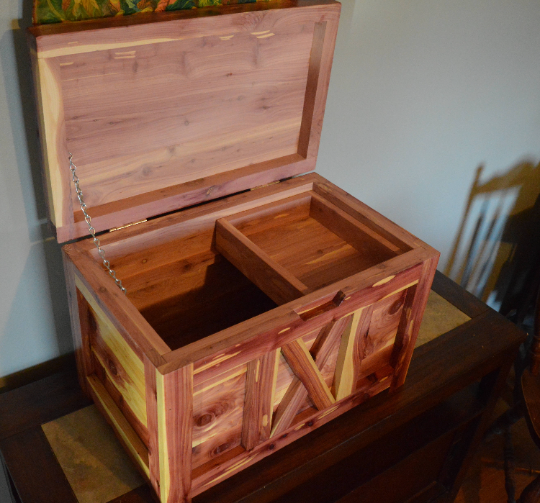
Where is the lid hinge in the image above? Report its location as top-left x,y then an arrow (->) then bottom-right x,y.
109,219 -> 147,232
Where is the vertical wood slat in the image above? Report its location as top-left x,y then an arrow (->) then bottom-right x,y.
62,254 -> 94,397
242,350 -> 279,450
156,365 -> 193,503
270,379 -> 305,438
298,12 -> 340,160
144,357 -> 160,498
271,317 -> 348,436
391,256 -> 439,391
281,339 -> 335,410
34,55 -> 71,231
333,306 -> 373,400
86,375 -> 149,476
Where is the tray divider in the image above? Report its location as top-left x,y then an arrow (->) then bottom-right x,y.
215,218 -> 310,306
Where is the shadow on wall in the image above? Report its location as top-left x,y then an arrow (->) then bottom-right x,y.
7,9 -> 47,224
445,161 -> 540,319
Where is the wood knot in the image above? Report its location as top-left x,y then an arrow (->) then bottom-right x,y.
196,413 -> 214,427
389,298 -> 404,315
99,286 -> 107,293
108,360 -> 118,375
366,373 -> 377,383
213,442 -> 230,456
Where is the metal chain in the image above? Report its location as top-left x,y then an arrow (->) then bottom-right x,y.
69,153 -> 127,294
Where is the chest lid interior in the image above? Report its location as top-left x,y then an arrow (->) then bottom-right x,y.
28,0 -> 341,243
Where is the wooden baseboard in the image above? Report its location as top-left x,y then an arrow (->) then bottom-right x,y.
0,353 -> 76,395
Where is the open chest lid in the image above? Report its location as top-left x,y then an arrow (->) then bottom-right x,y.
27,0 -> 341,243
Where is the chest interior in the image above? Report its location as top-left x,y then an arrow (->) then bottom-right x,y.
100,187 -> 408,351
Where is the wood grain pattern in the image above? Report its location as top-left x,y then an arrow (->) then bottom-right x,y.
272,349 -> 299,411
161,254 -> 427,378
63,155 -> 314,242
191,329 -> 321,466
333,306 -> 372,400
222,189 -> 404,293
92,350 -> 150,448
227,192 -> 312,234
31,54 -> 70,230
312,181 -> 421,252
88,303 -> 148,429
391,255 -> 439,390
192,366 -> 246,469
270,377 -> 306,437
1,275 -> 525,503
309,191 -> 402,255
242,351 -> 279,450
174,273 -> 426,482
216,218 -> 310,305
66,247 -> 170,365
73,175 -> 314,257
156,365 -> 193,503
28,2 -> 341,242
124,251 -> 218,311
59,28 -> 311,204
298,14 -> 339,161
244,208 -> 377,291
144,357 -> 160,498
135,255 -> 277,350
191,377 -> 390,496
281,339 -> 334,410
110,229 -> 214,280
63,253 -> 94,397
353,290 -> 406,384
87,374 -> 149,476
271,318 -> 346,436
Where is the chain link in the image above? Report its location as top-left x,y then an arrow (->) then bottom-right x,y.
69,153 -> 127,295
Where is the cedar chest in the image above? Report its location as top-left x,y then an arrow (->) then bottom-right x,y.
27,2 -> 439,501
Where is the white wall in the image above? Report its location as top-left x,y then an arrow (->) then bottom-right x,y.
1,0 -> 540,378
318,0 -> 540,258
1,3 -> 72,378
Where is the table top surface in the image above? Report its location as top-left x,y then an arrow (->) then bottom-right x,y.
0,272 -> 526,503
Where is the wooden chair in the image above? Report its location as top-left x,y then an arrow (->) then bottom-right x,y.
445,162 -> 540,304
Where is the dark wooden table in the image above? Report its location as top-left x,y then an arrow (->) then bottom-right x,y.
0,272 -> 526,503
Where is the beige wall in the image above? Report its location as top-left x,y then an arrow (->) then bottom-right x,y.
1,0 -> 539,377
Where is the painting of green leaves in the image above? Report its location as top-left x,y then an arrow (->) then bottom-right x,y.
33,0 -> 267,24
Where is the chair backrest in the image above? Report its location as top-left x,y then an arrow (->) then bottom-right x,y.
446,165 -> 520,301
446,162 -> 540,310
